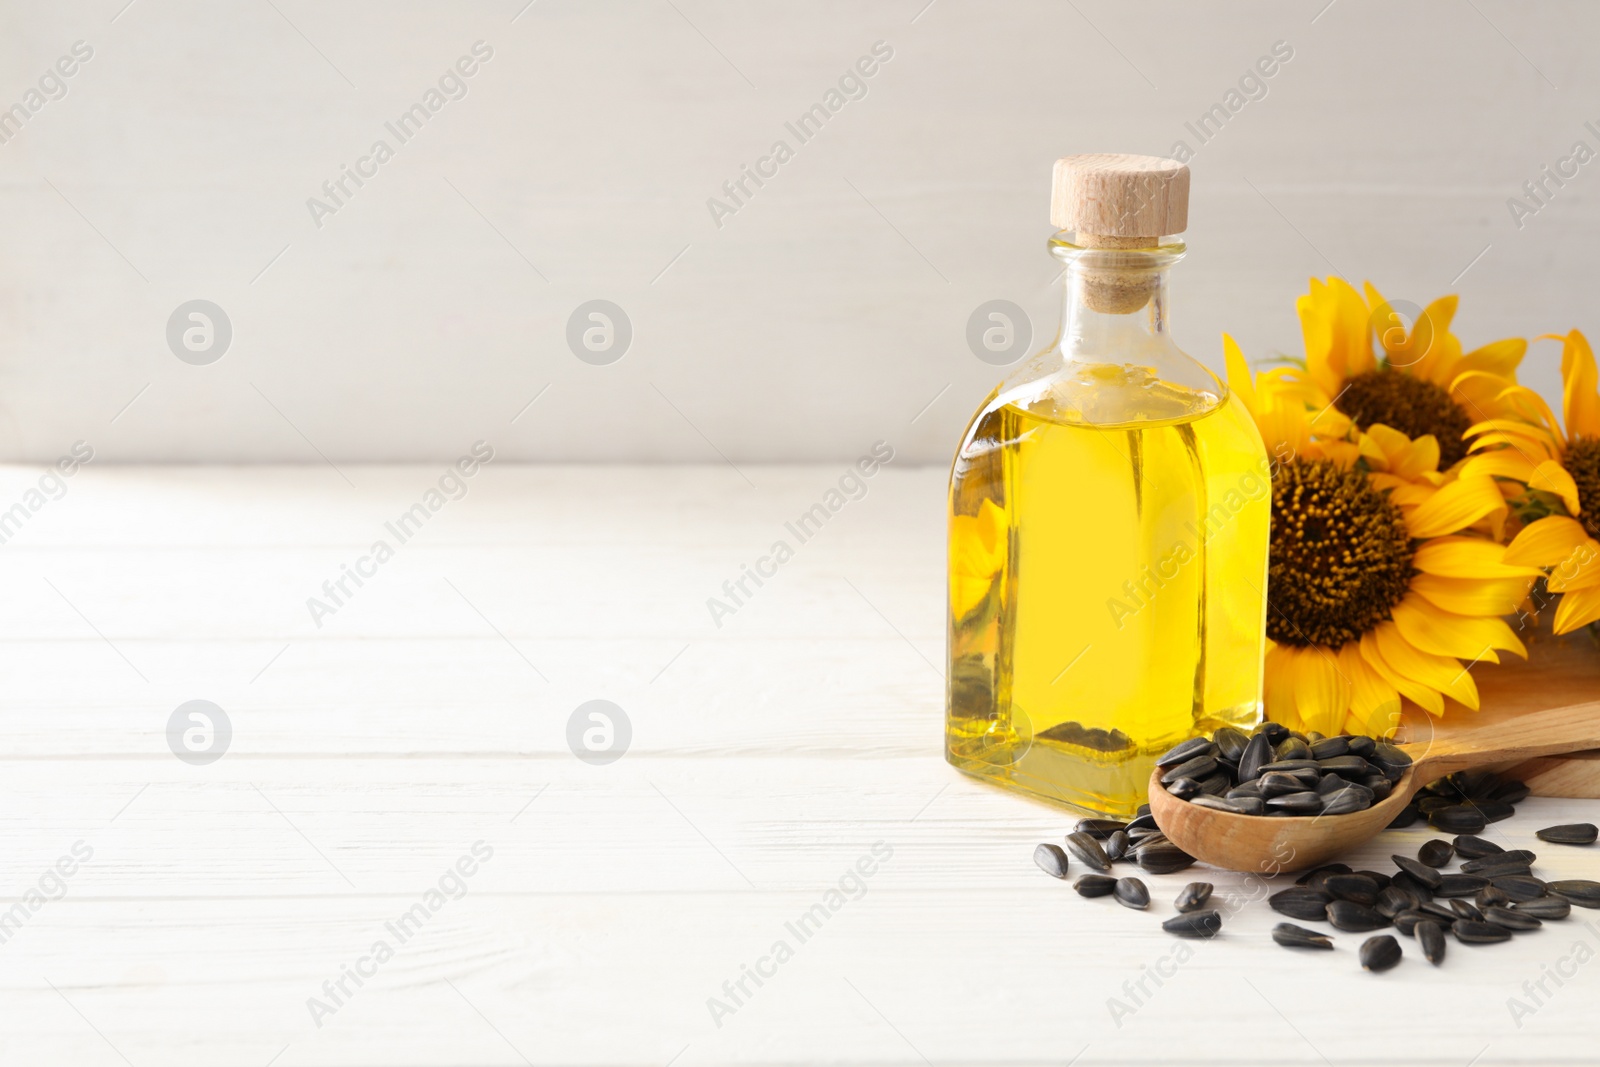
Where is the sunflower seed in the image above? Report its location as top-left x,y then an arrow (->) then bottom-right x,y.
1479,800 -> 1518,823
1387,804 -> 1421,829
1033,843 -> 1070,879
1418,795 -> 1456,814
1430,806 -> 1488,834
1514,897 -> 1571,920
1419,901 -> 1460,924
1160,753 -> 1218,785
1448,899 -> 1483,922
1319,755 -> 1373,779
1320,787 -> 1373,815
1258,772 -> 1308,798
1435,874 -> 1490,898
1476,886 -> 1512,909
1174,882 -> 1213,913
1213,727 -> 1249,763
1536,823 -> 1599,846
1137,844 -> 1196,875
1197,771 -> 1232,796
1162,909 -> 1222,938
1460,849 -> 1537,875
1547,879 -> 1600,908
1104,830 -> 1131,862
1483,905 -> 1540,931
1258,759 -> 1320,776
1166,777 -> 1202,800
1347,735 -> 1377,757
1271,887 -> 1335,921
1453,920 -> 1512,944
1492,875 -> 1549,902
1328,900 -> 1389,932
1296,862 -> 1353,886
1417,839 -> 1455,868
1490,780 -> 1530,803
1360,934 -> 1403,972
1072,818 -> 1127,839
1454,835 -> 1503,859
1114,877 -> 1150,910
1307,736 -> 1349,760
1190,795 -> 1247,814
1315,773 -> 1345,794
1125,812 -> 1158,833
1392,855 -> 1444,890
1267,791 -> 1323,814
1273,922 -> 1333,949
1073,874 -> 1117,897
1369,742 -> 1413,778
1389,871 -> 1435,902
1063,832 -> 1111,871
1154,737 -> 1213,767
1254,716 -> 1292,742
1326,873 -> 1381,906
1375,885 -> 1416,918
1230,796 -> 1266,816
1365,776 -> 1395,802
1238,732 -> 1273,782
1275,737 -> 1312,762
1417,920 -> 1446,965
1393,909 -> 1428,936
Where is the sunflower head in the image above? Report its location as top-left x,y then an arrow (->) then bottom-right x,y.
1227,329 -> 1533,733
1268,457 -> 1414,648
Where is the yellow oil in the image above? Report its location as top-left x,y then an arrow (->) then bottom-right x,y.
945,364 -> 1269,817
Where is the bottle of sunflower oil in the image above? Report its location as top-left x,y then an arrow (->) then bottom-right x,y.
946,154 -> 1270,818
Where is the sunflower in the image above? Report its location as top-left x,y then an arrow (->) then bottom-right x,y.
1281,278 -> 1527,468
1469,329 -> 1600,632
1225,335 -> 1537,737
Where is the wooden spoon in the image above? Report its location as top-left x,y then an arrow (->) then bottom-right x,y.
1148,690 -> 1600,874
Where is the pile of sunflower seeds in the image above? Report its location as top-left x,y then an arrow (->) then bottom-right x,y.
1034,761 -> 1600,973
1155,724 -> 1415,819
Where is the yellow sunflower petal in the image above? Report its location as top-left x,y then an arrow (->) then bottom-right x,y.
1223,333 -> 1257,417
1448,370 -> 1520,424
1263,643 -> 1304,730
1409,573 -> 1536,617
1459,448 -> 1538,484
1360,630 -> 1444,716
1454,338 -> 1527,379
1559,329 -> 1600,439
1547,538 -> 1600,591
1410,537 -> 1542,579
1391,593 -> 1528,662
1292,646 -> 1351,737
1554,588 -> 1600,634
1531,459 -> 1582,517
1339,642 -> 1401,737
1373,620 -> 1479,710
1504,516 -> 1592,567
1403,475 -> 1507,538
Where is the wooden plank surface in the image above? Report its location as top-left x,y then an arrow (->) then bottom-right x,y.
2,464 -> 1600,1066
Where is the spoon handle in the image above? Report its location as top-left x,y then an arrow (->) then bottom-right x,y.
1403,698 -> 1600,784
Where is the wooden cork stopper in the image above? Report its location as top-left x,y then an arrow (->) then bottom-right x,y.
1050,154 -> 1189,313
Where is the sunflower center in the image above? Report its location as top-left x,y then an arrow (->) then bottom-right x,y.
1334,369 -> 1472,468
1568,435 -> 1600,539
1267,458 -> 1415,648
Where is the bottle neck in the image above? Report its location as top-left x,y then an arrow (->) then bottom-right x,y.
1058,254 -> 1174,360
1032,234 -> 1222,424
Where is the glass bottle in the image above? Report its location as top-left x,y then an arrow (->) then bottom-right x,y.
945,154 -> 1269,818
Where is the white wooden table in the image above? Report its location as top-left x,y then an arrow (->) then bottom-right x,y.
3,462 -> 1599,1066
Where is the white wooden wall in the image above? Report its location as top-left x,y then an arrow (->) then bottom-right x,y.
0,0 -> 1593,464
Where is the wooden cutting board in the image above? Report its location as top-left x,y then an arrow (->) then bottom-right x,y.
1398,629 -> 1600,795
